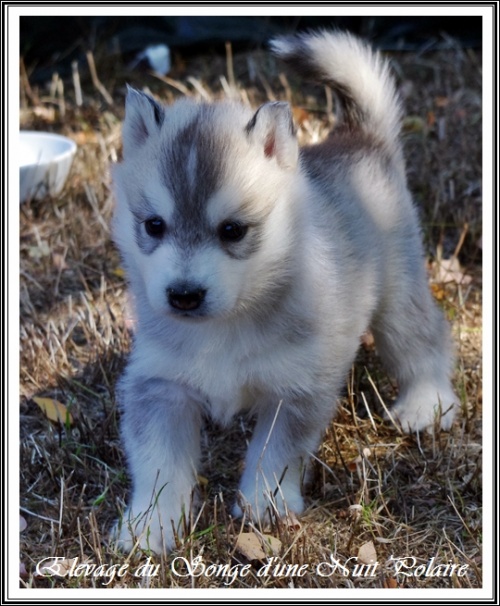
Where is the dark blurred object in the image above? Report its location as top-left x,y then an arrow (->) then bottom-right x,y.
20,15 -> 482,83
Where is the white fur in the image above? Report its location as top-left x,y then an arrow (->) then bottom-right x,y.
111,31 -> 459,553
270,30 -> 402,159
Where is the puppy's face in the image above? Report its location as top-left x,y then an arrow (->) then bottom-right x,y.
112,90 -> 300,320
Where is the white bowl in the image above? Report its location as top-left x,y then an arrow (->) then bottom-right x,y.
20,131 -> 77,202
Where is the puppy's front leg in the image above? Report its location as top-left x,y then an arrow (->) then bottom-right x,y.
234,398 -> 324,522
113,375 -> 201,553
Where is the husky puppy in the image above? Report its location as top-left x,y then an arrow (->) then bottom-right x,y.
111,30 -> 458,553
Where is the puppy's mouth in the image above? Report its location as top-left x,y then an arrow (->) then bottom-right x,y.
168,308 -> 210,320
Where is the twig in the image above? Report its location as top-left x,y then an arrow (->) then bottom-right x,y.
446,494 -> 481,550
56,74 -> 66,118
225,41 -> 235,89
324,85 -> 333,117
360,391 -> 378,433
150,72 -> 191,96
20,506 -> 58,525
186,76 -> 212,101
452,222 -> 469,259
365,369 -> 402,434
59,476 -> 64,537
278,72 -> 292,105
257,72 -> 276,101
86,50 -> 113,105
258,400 -> 283,469
219,75 -> 232,98
20,57 -> 38,105
72,60 -> 83,106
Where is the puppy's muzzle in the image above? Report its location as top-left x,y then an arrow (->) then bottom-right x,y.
167,285 -> 207,312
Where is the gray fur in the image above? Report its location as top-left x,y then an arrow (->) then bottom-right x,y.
111,30 -> 459,553
160,106 -> 228,247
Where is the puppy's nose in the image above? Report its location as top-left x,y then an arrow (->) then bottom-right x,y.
167,285 -> 207,311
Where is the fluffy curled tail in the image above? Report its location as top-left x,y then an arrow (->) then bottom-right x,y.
270,30 -> 403,157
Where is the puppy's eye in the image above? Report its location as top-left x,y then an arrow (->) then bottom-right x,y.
218,221 -> 248,243
145,217 -> 166,238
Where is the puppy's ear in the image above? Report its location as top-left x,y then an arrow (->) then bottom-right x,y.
245,102 -> 298,170
122,86 -> 165,155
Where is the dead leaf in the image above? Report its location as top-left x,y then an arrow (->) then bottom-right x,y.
20,515 -> 27,532
283,511 -> 302,531
357,540 -> 377,565
235,532 -> 281,561
432,257 -> 472,285
28,242 -> 51,260
33,397 -> 74,425
347,459 -> 358,472
347,504 -> 363,519
403,115 -> 426,133
72,131 -> 99,145
236,532 -> 266,560
20,562 -> 28,577
384,577 -> 399,588
33,106 -> 56,122
348,448 -> 372,470
292,107 -> 311,126
112,267 -> 126,278
431,283 -> 446,301
435,96 -> 450,108
261,534 -> 281,556
52,253 -> 68,271
197,474 -> 209,486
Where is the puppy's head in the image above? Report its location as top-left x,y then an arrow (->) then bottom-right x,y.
112,88 -> 302,320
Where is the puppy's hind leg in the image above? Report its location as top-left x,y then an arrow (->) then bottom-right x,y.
371,256 -> 459,433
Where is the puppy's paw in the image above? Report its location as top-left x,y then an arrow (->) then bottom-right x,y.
111,509 -> 175,554
232,480 -> 304,523
388,381 -> 458,433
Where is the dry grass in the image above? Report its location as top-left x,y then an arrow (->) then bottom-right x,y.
19,38 -> 482,590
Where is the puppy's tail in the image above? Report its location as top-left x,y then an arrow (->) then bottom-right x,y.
270,30 -> 402,156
